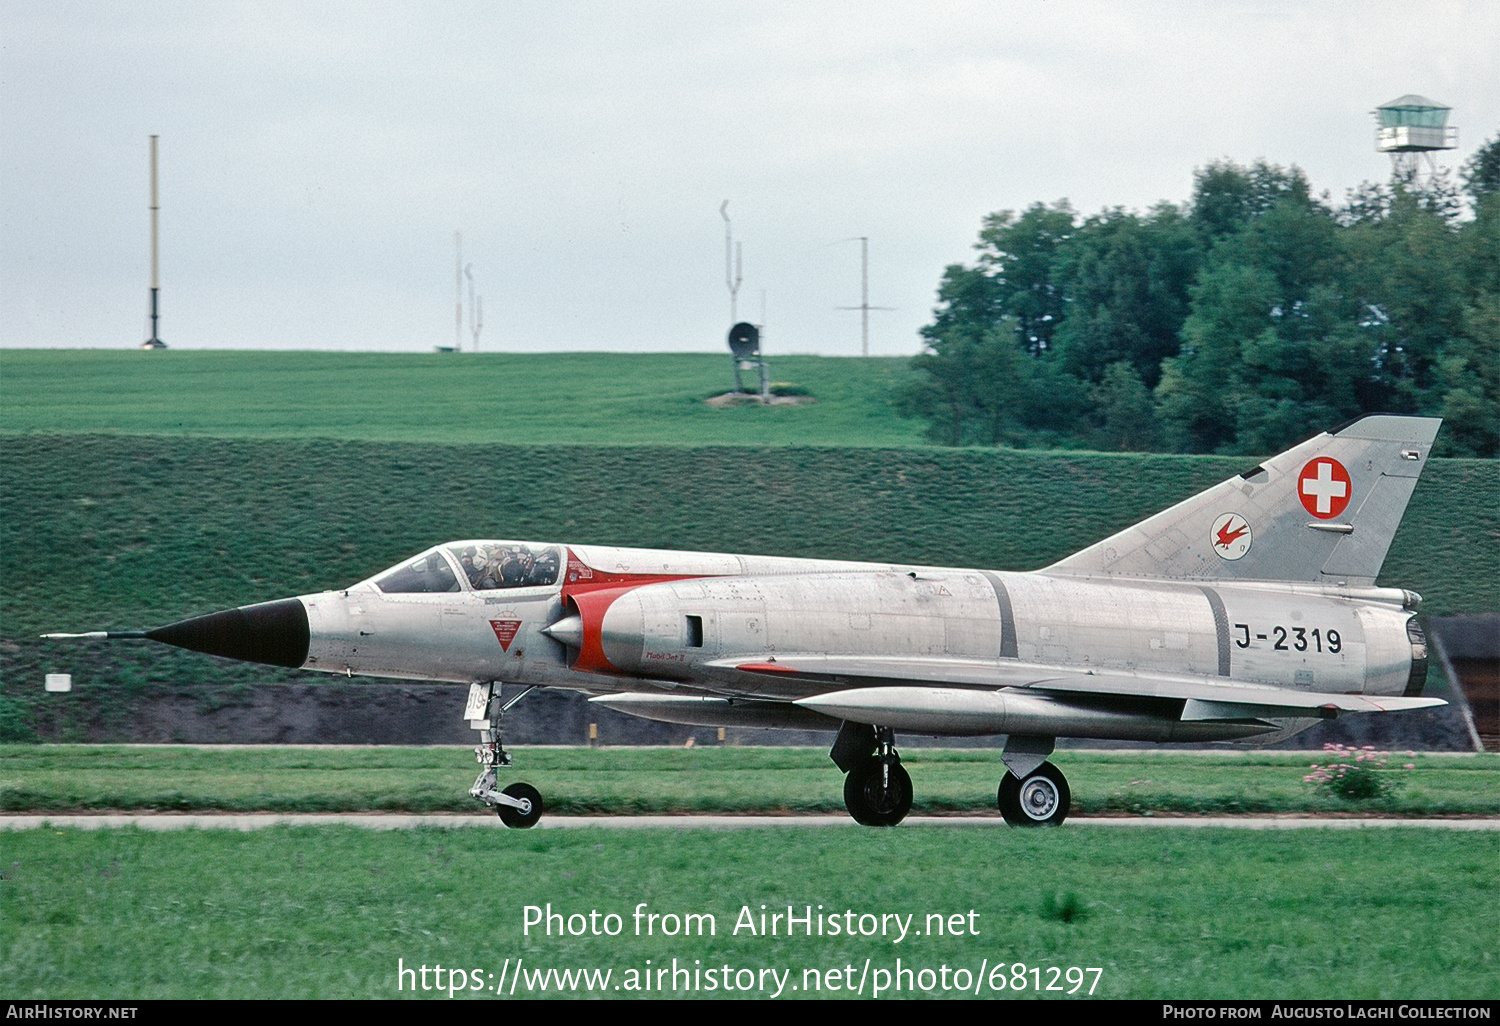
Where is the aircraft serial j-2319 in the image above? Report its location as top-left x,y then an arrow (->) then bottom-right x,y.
48,415 -> 1445,828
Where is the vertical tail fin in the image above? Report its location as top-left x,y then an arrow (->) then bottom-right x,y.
1045,415 -> 1441,586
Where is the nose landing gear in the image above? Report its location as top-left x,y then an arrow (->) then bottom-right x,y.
466,682 -> 545,828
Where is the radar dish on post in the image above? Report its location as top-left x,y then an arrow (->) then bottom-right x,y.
728,322 -> 760,359
726,322 -> 768,397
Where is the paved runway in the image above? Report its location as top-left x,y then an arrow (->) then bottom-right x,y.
3,813 -> 1497,831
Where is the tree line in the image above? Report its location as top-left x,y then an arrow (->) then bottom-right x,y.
899,138 -> 1499,457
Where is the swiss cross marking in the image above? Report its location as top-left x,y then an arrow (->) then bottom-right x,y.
489,619 -> 522,652
1297,458 -> 1351,519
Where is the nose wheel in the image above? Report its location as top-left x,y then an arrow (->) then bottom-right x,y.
465,682 -> 545,828
495,782 -> 543,829
997,761 -> 1070,827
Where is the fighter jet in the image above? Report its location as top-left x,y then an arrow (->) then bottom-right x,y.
47,415 -> 1444,828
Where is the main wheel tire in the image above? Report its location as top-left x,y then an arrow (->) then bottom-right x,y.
997,762 -> 1070,827
843,759 -> 913,827
496,782 -> 543,828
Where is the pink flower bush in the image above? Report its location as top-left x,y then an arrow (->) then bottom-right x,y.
1304,743 -> 1415,800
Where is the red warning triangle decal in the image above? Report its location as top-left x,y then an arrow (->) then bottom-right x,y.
489,619 -> 522,652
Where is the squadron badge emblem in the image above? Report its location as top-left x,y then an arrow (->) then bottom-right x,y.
1210,512 -> 1252,560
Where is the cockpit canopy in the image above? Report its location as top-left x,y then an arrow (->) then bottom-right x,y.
371,542 -> 563,594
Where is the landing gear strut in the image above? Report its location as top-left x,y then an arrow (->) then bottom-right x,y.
467,682 -> 544,828
833,723 -> 912,827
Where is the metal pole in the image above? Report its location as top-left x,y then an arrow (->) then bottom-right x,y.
454,232 -> 463,352
835,236 -> 892,356
466,264 -> 482,351
758,289 -> 769,399
147,135 -> 162,346
859,236 -> 868,358
720,201 -> 741,325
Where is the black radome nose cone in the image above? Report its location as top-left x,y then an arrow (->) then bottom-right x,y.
146,598 -> 310,668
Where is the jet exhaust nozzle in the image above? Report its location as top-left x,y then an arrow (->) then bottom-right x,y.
146,597 -> 310,669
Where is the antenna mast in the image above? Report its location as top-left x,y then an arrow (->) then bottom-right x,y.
454,231 -> 463,352
836,236 -> 892,356
466,264 -> 482,351
142,135 -> 165,348
720,200 -> 742,324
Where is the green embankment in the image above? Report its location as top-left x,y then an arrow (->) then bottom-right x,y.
4,434 -> 1493,631
4,745 -> 1496,817
0,350 -> 929,446
3,825 -> 1496,999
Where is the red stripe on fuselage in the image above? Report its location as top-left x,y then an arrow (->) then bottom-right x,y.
562,548 -> 702,597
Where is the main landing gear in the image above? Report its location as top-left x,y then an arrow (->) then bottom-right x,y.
466,682 -> 544,828
997,762 -> 1070,827
830,726 -> 1072,828
832,723 -> 912,826
996,735 -> 1069,827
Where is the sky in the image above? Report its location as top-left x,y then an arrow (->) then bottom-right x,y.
2,1 -> 1496,357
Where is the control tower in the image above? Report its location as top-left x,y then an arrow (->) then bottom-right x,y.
1374,94 -> 1458,180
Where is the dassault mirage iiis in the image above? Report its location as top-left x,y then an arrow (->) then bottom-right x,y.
48,415 -> 1444,828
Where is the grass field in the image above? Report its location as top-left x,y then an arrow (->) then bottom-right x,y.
2,824 -> 1495,999
4,746 -> 1498,817
0,350 -> 930,447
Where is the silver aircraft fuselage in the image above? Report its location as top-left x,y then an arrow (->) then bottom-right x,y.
297,541 -> 1424,746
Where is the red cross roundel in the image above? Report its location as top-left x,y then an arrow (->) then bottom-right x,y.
1297,457 -> 1352,519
